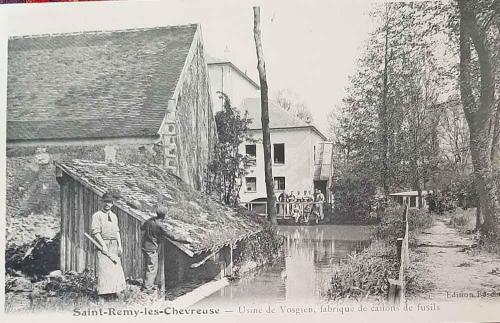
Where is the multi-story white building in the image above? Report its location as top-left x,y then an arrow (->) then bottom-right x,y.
206,56 -> 334,206
239,98 -> 334,204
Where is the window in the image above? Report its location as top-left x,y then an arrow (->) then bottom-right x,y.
274,177 -> 285,190
245,177 -> 256,192
273,143 -> 285,164
246,145 -> 256,157
246,144 -> 256,166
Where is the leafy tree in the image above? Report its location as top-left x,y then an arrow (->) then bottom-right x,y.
205,93 -> 253,205
333,2 -> 448,196
332,173 -> 377,224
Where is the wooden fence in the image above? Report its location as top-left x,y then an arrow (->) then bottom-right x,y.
387,204 -> 410,305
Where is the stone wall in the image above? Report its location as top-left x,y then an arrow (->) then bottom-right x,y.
6,142 -> 164,246
174,35 -> 216,191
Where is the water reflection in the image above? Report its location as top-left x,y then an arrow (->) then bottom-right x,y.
197,225 -> 372,306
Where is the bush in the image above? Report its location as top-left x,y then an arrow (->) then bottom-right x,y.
426,191 -> 456,214
449,208 -> 475,229
447,176 -> 477,209
328,241 -> 398,301
373,206 -> 433,244
40,269 -> 96,296
332,174 -> 377,224
427,176 -> 478,214
233,224 -> 284,272
408,208 -> 434,232
479,231 -> 500,255
373,206 -> 405,242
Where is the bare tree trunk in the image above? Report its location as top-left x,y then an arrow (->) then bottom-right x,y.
379,5 -> 392,196
458,0 -> 499,234
492,98 -> 500,166
253,6 -> 277,225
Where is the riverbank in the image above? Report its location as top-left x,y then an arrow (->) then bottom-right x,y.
5,223 -> 283,313
410,212 -> 500,302
327,206 -> 435,301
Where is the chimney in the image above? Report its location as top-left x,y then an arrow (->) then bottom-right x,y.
224,45 -> 231,61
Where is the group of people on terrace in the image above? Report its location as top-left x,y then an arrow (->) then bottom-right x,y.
277,189 -> 325,223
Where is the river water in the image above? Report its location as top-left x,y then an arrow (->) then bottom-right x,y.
197,225 -> 372,306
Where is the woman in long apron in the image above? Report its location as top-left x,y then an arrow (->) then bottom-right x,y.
91,192 -> 126,302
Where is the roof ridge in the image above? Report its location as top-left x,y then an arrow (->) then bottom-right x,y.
243,97 -> 308,126
241,97 -> 328,140
9,117 -> 128,122
9,23 -> 199,40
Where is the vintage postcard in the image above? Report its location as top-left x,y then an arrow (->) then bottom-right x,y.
1,0 -> 500,322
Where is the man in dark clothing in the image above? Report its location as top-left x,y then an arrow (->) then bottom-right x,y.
278,191 -> 289,216
141,206 -> 191,292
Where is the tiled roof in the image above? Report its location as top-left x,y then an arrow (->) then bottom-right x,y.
241,97 -> 309,129
241,98 -> 328,140
55,160 -> 262,255
7,25 -> 198,141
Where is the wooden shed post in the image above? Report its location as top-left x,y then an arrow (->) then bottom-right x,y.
56,168 -> 67,272
76,184 -> 86,272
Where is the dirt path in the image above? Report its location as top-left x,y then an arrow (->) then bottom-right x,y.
411,217 -> 500,301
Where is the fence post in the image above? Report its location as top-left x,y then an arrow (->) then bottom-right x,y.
396,238 -> 403,262
387,204 -> 410,305
387,279 -> 402,305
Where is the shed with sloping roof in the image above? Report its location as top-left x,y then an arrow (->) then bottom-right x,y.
54,159 -> 262,289
389,190 -> 430,209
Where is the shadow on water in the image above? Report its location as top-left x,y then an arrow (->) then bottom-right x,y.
197,225 -> 372,306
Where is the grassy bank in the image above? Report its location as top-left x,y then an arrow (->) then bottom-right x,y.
327,205 -> 434,301
446,207 -> 500,255
448,208 -> 476,231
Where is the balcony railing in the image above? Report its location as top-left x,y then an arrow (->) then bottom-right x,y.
243,201 -> 327,221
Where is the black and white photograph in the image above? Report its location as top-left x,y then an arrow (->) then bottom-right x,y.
2,0 -> 500,322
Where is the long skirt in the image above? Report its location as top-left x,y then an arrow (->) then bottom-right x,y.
96,239 -> 126,295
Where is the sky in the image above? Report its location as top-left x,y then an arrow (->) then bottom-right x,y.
0,0 -> 379,134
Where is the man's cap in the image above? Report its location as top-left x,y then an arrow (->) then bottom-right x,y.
102,192 -> 114,202
156,206 -> 168,216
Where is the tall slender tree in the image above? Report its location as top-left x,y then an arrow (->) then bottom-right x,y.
253,6 -> 277,224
